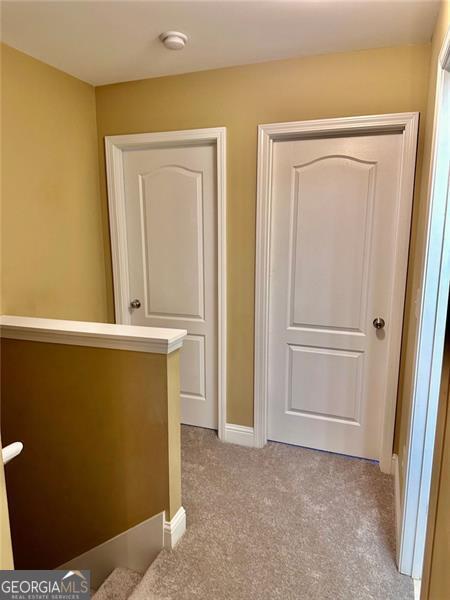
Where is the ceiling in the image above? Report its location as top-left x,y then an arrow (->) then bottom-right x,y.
1,0 -> 441,86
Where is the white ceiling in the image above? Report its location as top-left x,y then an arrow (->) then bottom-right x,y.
1,0 -> 441,86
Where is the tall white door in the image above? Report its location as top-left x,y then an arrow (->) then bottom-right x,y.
268,133 -> 406,459
122,143 -> 217,429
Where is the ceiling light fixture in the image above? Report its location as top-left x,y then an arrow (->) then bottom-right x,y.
159,31 -> 188,51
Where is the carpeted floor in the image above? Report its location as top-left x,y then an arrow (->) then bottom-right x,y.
131,426 -> 413,600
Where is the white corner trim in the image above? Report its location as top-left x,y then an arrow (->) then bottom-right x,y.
223,424 -> 256,447
413,578 -> 422,600
216,129 -> 228,445
254,112 -> 419,466
0,315 -> 186,354
58,512 -> 164,590
392,454 -> 402,563
163,506 -> 186,550
399,29 -> 450,579
105,127 -> 227,441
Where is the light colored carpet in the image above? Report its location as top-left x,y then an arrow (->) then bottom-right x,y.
131,426 -> 413,600
93,567 -> 142,600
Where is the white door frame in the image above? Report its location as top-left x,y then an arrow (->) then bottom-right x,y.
399,29 -> 450,579
105,127 -> 227,440
254,113 -> 419,472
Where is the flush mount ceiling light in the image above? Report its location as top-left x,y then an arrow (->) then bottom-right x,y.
159,31 -> 188,50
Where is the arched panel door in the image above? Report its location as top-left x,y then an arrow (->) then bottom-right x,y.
123,143 -> 218,429
268,134 -> 404,459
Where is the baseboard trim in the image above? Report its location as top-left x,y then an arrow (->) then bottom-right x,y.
413,578 -> 421,600
223,424 -> 256,447
164,506 -> 186,549
58,512 -> 164,589
392,453 -> 402,564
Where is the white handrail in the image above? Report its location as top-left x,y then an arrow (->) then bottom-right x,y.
2,442 -> 23,465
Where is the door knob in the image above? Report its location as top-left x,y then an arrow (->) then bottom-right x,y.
373,317 -> 385,330
130,299 -> 141,309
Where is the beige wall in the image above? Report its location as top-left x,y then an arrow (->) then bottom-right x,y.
395,0 -> 450,498
1,339 -> 181,568
0,49 -> 13,569
1,44 -> 108,321
95,44 -> 431,425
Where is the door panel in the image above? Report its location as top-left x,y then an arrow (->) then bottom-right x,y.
268,133 -> 404,459
289,157 -> 375,331
180,334 -> 206,399
123,144 -> 217,429
141,166 -> 205,319
287,345 -> 364,423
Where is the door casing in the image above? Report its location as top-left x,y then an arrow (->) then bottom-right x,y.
254,113 -> 419,473
400,29 -> 450,579
105,127 -> 227,440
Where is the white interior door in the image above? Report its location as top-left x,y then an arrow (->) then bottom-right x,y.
268,133 -> 407,459
122,143 -> 217,429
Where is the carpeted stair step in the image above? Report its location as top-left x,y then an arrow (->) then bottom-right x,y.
127,550 -> 172,600
92,567 -> 142,600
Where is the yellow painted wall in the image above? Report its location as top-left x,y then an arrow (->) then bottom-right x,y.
395,0 -> 450,499
95,44 -> 431,425
0,43 -> 13,571
1,44 -> 109,321
1,339 -> 181,568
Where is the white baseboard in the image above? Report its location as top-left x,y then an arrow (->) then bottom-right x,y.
392,453 -> 402,564
413,578 -> 421,600
223,424 -> 256,447
58,512 -> 164,589
164,506 -> 186,549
